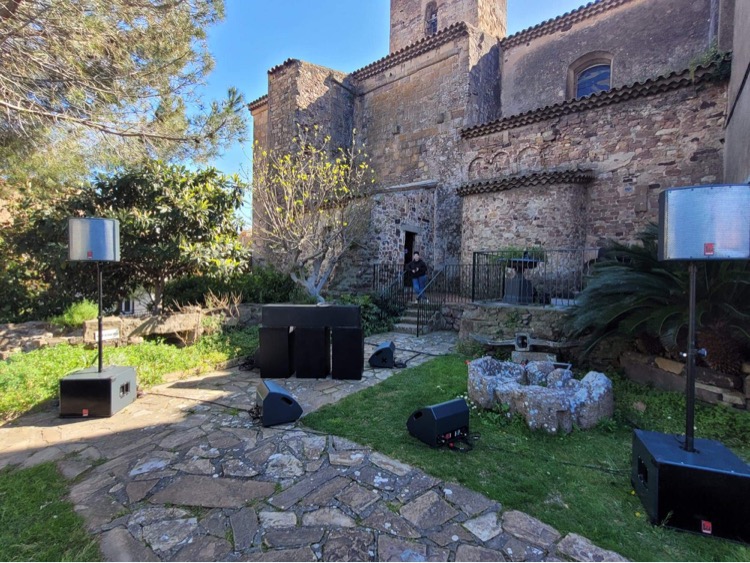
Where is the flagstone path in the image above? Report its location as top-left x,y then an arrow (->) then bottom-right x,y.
0,331 -> 626,561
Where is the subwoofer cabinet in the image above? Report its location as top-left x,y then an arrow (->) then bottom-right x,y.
294,327 -> 330,378
331,327 -> 364,380
259,326 -> 294,378
631,429 -> 750,543
59,366 -> 136,417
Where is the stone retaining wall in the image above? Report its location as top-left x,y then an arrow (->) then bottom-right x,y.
0,304 -> 263,359
621,351 -> 750,411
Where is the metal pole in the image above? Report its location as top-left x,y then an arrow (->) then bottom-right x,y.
98,262 -> 103,373
684,261 -> 697,452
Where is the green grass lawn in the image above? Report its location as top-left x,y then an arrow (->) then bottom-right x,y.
0,326 -> 258,421
0,463 -> 101,562
302,354 -> 750,562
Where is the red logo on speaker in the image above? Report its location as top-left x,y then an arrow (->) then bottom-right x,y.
82,409 -> 89,417
704,243 -> 715,256
701,520 -> 713,535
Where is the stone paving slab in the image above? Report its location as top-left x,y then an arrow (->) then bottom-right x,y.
0,331 -> 627,561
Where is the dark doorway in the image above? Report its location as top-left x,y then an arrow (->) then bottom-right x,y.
404,231 -> 416,287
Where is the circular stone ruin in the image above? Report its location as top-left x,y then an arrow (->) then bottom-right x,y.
467,356 -> 614,434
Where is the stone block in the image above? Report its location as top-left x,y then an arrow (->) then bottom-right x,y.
654,356 -> 684,374
695,366 -> 742,390
621,352 -> 685,393
720,389 -> 746,407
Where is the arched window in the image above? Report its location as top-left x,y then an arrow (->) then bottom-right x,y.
425,2 -> 438,36
567,52 -> 614,99
576,64 -> 611,98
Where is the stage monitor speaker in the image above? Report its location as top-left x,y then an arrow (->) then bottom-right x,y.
256,380 -> 303,427
259,326 -> 294,378
632,429 -> 750,543
59,366 -> 136,417
369,341 -> 395,368
294,327 -> 330,378
331,327 -> 364,380
407,398 -> 470,447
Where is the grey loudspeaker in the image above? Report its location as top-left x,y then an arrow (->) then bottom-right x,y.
256,380 -> 302,427
658,185 -> 750,261
68,218 -> 121,262
369,341 -> 395,368
407,398 -> 470,447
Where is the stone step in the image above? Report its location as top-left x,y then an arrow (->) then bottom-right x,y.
392,322 -> 435,336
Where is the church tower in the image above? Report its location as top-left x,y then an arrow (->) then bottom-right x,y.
389,0 -> 507,53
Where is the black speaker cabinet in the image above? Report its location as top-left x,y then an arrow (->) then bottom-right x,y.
261,304 -> 361,328
632,429 -> 750,543
369,341 -> 395,368
407,398 -> 470,447
256,380 -> 303,427
331,327 -> 364,380
59,366 -> 136,417
294,327 -> 330,378
259,326 -> 294,378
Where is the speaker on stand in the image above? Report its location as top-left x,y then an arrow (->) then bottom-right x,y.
630,185 -> 750,543
369,341 -> 395,368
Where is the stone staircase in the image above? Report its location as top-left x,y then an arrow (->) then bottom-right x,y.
393,301 -> 440,335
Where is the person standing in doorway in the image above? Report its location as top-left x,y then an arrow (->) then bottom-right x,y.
406,251 -> 428,302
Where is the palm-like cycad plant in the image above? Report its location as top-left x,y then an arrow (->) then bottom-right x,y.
568,225 -> 750,373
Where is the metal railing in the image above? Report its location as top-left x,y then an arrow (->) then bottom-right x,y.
372,247 -> 599,309
414,268 -> 446,336
471,248 -> 600,306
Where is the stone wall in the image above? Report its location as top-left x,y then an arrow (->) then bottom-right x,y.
265,60 -> 353,155
0,305 -> 262,359
457,302 -> 570,344
389,0 -> 506,53
353,25 -> 503,267
621,351 -> 750,410
725,0 -> 750,183
499,0 -> 725,116
462,73 -> 728,248
459,177 -> 588,263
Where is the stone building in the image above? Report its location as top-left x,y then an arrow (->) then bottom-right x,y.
249,0 -> 739,291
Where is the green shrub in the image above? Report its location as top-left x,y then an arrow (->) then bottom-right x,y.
163,275 -> 234,308
568,224 -> 750,355
333,293 -> 397,336
239,265 -> 296,303
49,299 -> 99,328
164,266 -> 296,308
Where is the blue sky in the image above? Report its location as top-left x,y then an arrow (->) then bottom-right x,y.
203,0 -> 591,177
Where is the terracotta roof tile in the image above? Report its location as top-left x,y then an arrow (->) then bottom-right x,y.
461,55 -> 730,140
457,169 -> 594,197
501,0 -> 632,50
351,23 -> 469,81
268,58 -> 300,76
248,95 -> 268,111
